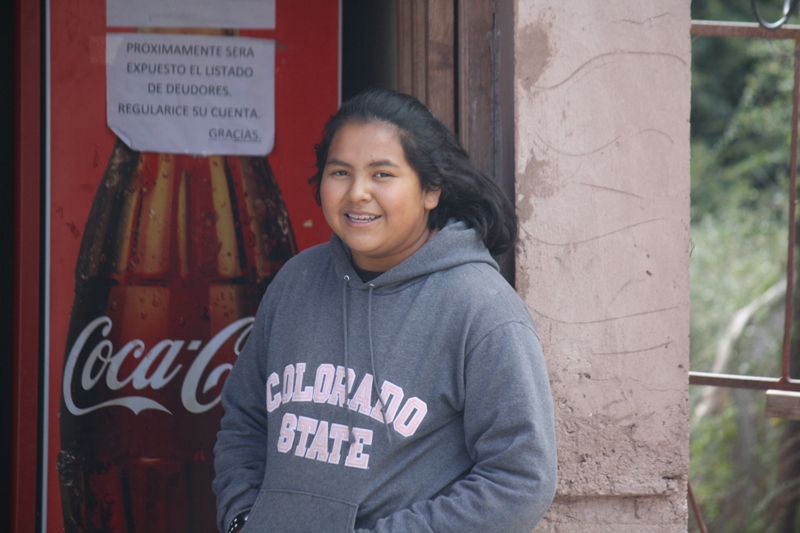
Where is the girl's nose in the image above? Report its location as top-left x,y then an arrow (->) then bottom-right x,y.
347,175 -> 371,202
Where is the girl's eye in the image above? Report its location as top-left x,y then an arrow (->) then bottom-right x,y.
374,172 -> 393,178
330,170 -> 349,177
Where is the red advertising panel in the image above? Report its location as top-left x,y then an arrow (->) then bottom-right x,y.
43,1 -> 339,531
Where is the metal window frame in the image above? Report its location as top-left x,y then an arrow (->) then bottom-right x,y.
689,21 -> 800,393
689,20 -> 800,533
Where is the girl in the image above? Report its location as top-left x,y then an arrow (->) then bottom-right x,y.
213,89 -> 557,533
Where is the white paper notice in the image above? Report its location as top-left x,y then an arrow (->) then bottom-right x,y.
107,0 -> 276,29
106,33 -> 275,156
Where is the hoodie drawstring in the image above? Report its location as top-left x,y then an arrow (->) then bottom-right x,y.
366,284 -> 391,440
342,276 -> 391,444
342,275 -> 355,443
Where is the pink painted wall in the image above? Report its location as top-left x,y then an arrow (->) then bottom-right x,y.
513,2 -> 692,531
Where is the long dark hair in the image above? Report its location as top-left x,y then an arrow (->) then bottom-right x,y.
310,88 -> 517,256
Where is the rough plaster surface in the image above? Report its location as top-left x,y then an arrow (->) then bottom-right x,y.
513,1 -> 691,530
539,496 -> 688,533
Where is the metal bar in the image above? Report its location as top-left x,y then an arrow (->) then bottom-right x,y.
692,20 -> 800,39
783,39 -> 800,382
689,371 -> 800,391
751,0 -> 800,30
688,480 -> 710,533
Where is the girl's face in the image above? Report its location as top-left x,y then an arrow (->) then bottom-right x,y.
321,121 -> 440,272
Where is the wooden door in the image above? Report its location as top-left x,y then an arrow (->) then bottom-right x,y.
396,0 -> 515,280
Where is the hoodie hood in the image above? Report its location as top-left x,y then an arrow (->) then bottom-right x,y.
330,220 -> 498,291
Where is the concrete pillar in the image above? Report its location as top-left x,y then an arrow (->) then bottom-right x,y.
513,2 -> 692,531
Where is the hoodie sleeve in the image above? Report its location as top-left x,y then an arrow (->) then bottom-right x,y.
356,320 -> 558,533
212,299 -> 271,533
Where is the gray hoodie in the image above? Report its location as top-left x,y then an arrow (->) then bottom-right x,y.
213,220 -> 557,533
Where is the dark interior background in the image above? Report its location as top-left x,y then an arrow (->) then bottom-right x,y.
341,0 -> 397,100
2,0 -> 18,530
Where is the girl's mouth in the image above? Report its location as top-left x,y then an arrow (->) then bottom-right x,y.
346,213 -> 380,222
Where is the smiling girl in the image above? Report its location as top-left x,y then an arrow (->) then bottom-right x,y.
214,89 -> 557,533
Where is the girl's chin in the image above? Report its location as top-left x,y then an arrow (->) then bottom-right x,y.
342,241 -> 380,257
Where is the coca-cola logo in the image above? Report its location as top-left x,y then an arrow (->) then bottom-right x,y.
62,316 -> 254,416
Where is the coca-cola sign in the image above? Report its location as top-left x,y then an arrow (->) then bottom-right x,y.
62,316 -> 254,416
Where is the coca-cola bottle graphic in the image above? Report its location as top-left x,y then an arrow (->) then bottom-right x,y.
57,139 -> 296,532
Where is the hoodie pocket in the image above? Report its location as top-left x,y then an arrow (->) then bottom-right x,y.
242,489 -> 359,533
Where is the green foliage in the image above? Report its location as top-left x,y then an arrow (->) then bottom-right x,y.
691,36 -> 755,143
690,1 -> 800,531
691,38 -> 795,221
690,207 -> 787,372
691,0 -> 756,143
690,389 -> 790,532
692,0 -> 753,21
689,402 -> 739,523
690,32 -> 793,374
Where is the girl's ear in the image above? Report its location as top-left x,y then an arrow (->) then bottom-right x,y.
423,187 -> 441,211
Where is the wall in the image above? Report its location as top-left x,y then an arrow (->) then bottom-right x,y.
512,2 -> 692,531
